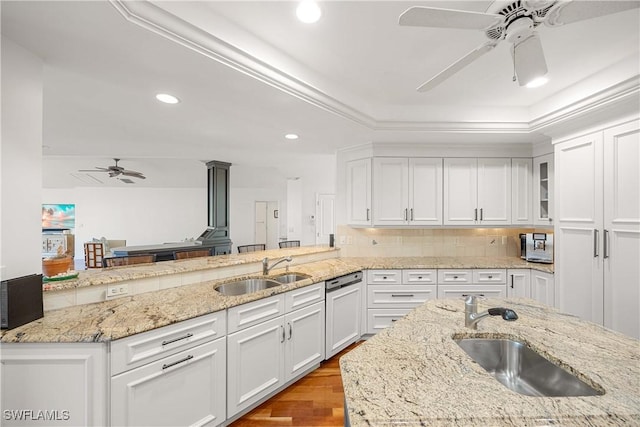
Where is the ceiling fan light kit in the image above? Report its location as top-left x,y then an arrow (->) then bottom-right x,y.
399,0 -> 639,91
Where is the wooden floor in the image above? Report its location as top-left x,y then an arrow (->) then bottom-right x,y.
229,342 -> 362,427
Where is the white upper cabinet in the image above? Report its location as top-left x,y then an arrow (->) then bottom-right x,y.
444,158 -> 511,225
373,157 -> 443,226
533,153 -> 554,226
511,158 -> 533,225
346,158 -> 372,226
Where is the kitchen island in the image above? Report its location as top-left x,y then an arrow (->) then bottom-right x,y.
340,298 -> 640,426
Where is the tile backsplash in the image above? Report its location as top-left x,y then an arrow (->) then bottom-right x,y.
336,225 -> 541,258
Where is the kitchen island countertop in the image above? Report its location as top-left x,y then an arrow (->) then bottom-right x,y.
340,298 -> 639,426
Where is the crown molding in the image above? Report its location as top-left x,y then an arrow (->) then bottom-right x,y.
111,1 -> 639,138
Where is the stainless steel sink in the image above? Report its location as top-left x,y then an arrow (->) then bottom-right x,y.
215,278 -> 282,296
273,273 -> 311,284
455,338 -> 604,397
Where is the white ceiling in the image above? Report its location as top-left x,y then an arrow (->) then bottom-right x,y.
2,0 -> 639,188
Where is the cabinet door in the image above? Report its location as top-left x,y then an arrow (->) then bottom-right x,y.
373,157 -> 409,225
555,131 -> 604,324
533,153 -> 554,225
284,302 -> 325,381
477,158 -> 511,224
227,317 -> 285,417
444,158 -> 477,225
507,269 -> 531,299
346,158 -> 372,225
1,343 -> 108,427
409,158 -> 443,225
603,120 -> 640,339
531,271 -> 554,307
325,283 -> 361,359
511,158 -> 533,225
111,338 -> 226,427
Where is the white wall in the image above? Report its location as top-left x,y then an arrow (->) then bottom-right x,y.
1,37 -> 43,280
43,187 -> 207,260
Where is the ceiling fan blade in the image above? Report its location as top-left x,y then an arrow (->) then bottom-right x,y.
545,0 -> 639,27
78,168 -> 109,172
512,34 -> 548,87
121,171 -> 146,179
417,41 -> 498,92
399,6 -> 505,30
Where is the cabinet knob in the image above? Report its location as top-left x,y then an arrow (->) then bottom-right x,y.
418,276 -> 423,279
383,276 -> 387,280
488,275 -> 493,279
453,276 -> 458,279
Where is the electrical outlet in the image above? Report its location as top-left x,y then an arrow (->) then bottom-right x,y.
339,236 -> 346,245
346,236 -> 353,244
106,283 -> 129,299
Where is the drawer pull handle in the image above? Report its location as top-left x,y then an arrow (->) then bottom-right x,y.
383,276 -> 388,280
391,294 -> 414,297
162,333 -> 193,347
462,294 -> 485,297
162,355 -> 193,370
391,319 -> 398,322
488,275 -> 493,279
453,276 -> 459,279
418,276 -> 423,279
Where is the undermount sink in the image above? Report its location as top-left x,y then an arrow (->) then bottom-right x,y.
215,278 -> 281,296
273,273 -> 311,284
455,337 -> 604,397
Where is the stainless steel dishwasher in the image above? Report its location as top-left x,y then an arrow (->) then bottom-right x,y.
325,271 -> 363,359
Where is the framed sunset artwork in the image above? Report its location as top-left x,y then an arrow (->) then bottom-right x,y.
42,204 -> 76,229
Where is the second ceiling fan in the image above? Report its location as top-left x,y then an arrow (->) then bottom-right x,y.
399,0 -> 639,91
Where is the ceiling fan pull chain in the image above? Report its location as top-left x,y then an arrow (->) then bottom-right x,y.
512,45 -> 517,82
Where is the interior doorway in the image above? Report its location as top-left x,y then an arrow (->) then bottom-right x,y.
255,201 -> 279,249
315,194 -> 335,245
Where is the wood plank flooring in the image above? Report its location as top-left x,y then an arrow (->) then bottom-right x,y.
229,342 -> 362,427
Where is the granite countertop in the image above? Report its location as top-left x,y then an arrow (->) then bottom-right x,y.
340,298 -> 639,426
1,258 -> 362,343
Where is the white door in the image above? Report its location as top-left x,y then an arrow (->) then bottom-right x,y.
325,283 -> 361,359
373,157 -> 409,225
507,269 -> 531,299
477,158 -> 512,224
111,339 -> 226,427
227,317 -> 284,417
284,302 -> 325,381
531,271 -> 555,307
511,158 -> 533,225
409,158 -> 443,225
603,120 -> 640,339
315,194 -> 335,245
555,131 -> 604,324
254,201 -> 267,245
444,158 -> 477,225
346,158 -> 371,225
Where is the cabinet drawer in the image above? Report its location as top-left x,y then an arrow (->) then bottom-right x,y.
472,269 -> 507,284
367,285 -> 437,309
402,269 -> 437,284
111,311 -> 226,376
437,285 -> 506,299
367,309 -> 411,335
227,294 -> 285,334
367,270 -> 401,285
285,283 -> 324,312
437,270 -> 473,284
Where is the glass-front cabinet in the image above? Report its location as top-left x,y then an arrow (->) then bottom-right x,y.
533,153 -> 554,226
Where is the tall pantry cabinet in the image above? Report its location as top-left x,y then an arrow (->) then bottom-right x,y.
554,119 -> 640,339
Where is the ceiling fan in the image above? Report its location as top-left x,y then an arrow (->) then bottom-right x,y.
399,0 -> 639,91
79,158 -> 146,181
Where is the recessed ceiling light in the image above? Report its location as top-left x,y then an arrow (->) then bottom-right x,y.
296,1 -> 321,24
155,93 -> 180,104
285,134 -> 299,140
525,76 -> 549,89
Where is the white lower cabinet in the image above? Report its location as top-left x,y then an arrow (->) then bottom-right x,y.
110,338 -> 226,427
507,269 -> 531,299
227,285 -> 325,418
1,343 -> 108,427
366,269 -> 437,335
531,270 -> 555,307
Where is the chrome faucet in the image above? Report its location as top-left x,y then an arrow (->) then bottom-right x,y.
262,256 -> 292,275
464,296 -> 518,330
